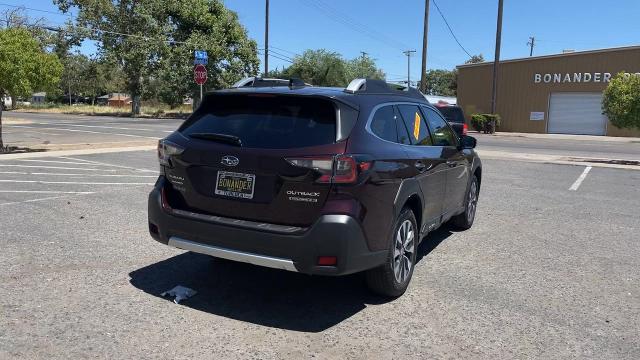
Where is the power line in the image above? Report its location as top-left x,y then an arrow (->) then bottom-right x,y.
431,0 -> 473,58
300,0 -> 409,51
270,45 -> 299,57
0,2 -> 71,17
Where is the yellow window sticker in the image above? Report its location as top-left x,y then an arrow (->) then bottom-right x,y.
413,112 -> 421,140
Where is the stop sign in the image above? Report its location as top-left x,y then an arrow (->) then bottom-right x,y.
194,64 -> 207,85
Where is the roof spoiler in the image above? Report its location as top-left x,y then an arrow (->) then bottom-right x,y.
344,78 -> 425,100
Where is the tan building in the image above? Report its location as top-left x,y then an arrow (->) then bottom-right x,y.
457,46 -> 640,137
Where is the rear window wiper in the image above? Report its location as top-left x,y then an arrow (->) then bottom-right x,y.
188,132 -> 243,147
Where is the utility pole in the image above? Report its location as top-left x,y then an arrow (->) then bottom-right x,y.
403,50 -> 416,88
264,0 -> 269,75
490,0 -> 504,134
527,36 -> 535,57
420,0 -> 430,94
359,51 -> 368,78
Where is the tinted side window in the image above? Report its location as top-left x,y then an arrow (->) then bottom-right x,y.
370,105 -> 398,143
437,106 -> 465,123
397,104 -> 432,146
423,107 -> 458,147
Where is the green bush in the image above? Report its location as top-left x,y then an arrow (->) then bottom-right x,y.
470,113 -> 501,133
602,72 -> 640,130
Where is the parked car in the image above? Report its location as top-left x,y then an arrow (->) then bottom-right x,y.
435,103 -> 468,137
148,78 -> 482,297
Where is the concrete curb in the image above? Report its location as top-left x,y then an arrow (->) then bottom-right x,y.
473,131 -> 640,143
477,149 -> 640,170
0,145 -> 157,160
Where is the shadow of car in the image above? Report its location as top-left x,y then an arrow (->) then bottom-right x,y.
128,226 -> 454,332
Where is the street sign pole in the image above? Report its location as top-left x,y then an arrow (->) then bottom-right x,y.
194,50 -> 209,106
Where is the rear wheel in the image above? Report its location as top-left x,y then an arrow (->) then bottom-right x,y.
451,175 -> 479,230
365,208 -> 417,297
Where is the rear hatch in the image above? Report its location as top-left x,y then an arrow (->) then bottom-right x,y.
161,93 -> 354,227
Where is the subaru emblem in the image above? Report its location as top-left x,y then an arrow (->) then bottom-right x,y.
221,155 -> 239,167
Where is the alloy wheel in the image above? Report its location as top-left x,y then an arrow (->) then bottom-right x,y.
467,179 -> 478,223
393,219 -> 415,283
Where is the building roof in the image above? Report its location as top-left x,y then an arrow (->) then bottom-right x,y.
32,92 -> 46,97
457,45 -> 640,69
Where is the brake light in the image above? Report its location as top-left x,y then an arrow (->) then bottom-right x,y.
285,155 -> 371,184
158,140 -> 184,167
333,155 -> 357,183
463,123 -> 468,136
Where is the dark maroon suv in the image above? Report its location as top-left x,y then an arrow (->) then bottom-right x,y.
148,79 -> 481,297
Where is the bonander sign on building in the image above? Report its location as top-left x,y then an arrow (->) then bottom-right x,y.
457,46 -> 640,137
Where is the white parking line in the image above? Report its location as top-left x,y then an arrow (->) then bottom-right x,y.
59,156 -> 157,173
16,159 -> 111,166
0,164 -> 117,171
0,171 -> 157,178
0,193 -> 95,206
0,190 -> 95,194
7,125 -> 161,140
0,180 -> 155,185
569,166 -> 592,191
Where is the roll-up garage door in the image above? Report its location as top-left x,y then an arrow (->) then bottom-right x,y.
548,93 -> 607,135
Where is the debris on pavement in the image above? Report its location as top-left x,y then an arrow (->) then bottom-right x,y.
160,285 -> 197,304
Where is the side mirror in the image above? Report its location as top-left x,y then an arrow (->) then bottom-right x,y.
460,135 -> 477,149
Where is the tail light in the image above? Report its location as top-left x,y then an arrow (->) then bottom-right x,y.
285,157 -> 333,182
158,140 -> 184,167
285,155 -> 371,184
463,123 -> 468,136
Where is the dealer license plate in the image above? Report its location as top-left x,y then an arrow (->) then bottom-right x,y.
214,171 -> 256,199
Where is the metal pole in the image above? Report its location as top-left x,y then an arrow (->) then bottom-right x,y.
528,36 -> 535,57
264,0 -> 269,75
420,0 -> 430,93
404,50 -> 416,88
200,84 -> 203,102
490,0 -> 504,134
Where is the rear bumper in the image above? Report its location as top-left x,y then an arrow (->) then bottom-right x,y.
147,183 -> 387,276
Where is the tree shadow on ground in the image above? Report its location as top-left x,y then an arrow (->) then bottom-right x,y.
129,226 -> 454,333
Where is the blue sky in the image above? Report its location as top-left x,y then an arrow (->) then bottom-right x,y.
6,0 -> 640,82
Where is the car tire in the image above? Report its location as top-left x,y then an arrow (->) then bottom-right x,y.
450,175 -> 479,230
365,207 -> 418,297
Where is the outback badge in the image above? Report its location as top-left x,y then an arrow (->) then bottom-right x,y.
221,155 -> 239,167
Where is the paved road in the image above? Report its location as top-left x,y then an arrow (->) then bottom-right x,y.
4,112 -> 640,162
2,112 -> 182,150
475,132 -> 640,161
1,149 -> 638,359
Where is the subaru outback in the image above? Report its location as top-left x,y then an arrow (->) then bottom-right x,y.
148,78 -> 481,297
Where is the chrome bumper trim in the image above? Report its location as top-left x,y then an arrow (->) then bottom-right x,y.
168,236 -> 298,272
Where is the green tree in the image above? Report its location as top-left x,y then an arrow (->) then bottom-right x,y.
346,54 -> 385,81
0,28 -> 63,149
56,0 -> 259,113
423,69 -> 457,96
285,49 -> 348,87
465,54 -> 485,64
602,72 -> 640,130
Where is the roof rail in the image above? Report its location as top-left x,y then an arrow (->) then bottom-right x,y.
230,76 -> 311,89
344,78 -> 425,100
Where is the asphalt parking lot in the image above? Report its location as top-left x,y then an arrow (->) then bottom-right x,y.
1,141 -> 638,358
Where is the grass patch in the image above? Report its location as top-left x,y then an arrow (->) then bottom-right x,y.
13,103 -> 193,118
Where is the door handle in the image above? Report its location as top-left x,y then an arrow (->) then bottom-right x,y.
446,160 -> 457,168
415,161 -> 427,173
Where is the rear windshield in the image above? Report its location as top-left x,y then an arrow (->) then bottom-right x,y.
437,106 -> 465,123
180,95 -> 337,149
